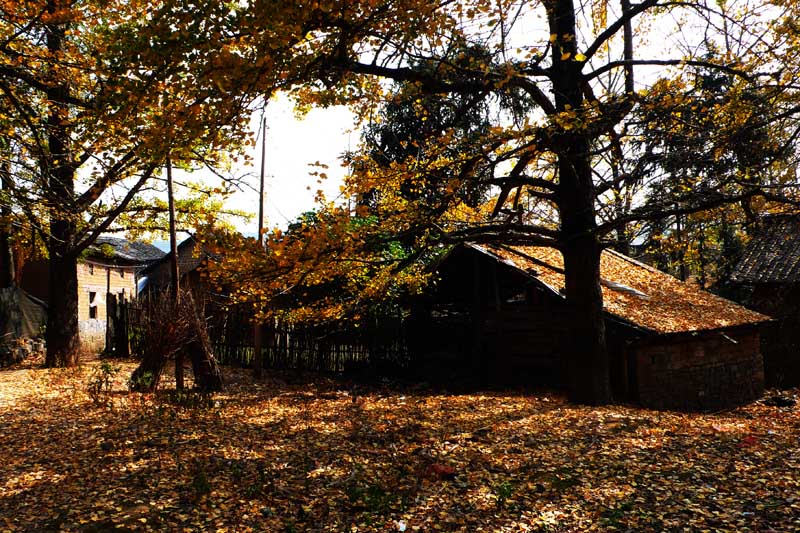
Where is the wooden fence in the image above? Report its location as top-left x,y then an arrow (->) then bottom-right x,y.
123,299 -> 411,375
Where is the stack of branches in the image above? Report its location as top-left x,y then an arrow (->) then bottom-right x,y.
129,290 -> 222,392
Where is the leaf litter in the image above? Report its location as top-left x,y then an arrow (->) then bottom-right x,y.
0,360 -> 798,532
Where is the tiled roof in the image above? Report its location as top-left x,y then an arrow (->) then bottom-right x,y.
140,235 -> 205,277
731,216 -> 800,284
91,236 -> 166,265
471,243 -> 769,334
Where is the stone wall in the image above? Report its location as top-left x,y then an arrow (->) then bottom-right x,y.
634,327 -> 764,411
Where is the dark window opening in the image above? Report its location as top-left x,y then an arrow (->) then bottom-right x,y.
89,292 -> 97,319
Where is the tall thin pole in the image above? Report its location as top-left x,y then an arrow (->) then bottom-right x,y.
167,155 -> 183,389
253,112 -> 267,378
257,114 -> 266,246
167,156 -> 179,301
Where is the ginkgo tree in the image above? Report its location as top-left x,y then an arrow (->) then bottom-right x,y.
207,0 -> 800,405
1,0 -> 436,367
0,0 -> 276,366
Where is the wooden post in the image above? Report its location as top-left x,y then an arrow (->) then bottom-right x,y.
106,292 -> 116,357
118,295 -> 130,358
167,156 -> 183,390
105,265 -> 112,353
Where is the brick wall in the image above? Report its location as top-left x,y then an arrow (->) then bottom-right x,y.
634,327 -> 764,411
77,261 -> 138,346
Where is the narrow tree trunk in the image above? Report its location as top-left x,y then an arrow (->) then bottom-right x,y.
675,214 -> 687,281
166,157 -> 183,389
253,325 -> 263,378
621,0 -> 635,95
615,224 -> 631,256
698,228 -> 706,287
0,162 -> 14,288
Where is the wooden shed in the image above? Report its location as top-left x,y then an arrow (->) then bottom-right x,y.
729,215 -> 800,386
139,235 -> 211,296
412,243 -> 770,411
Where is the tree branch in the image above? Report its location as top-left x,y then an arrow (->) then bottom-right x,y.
584,0 -> 661,61
73,164 -> 158,257
586,59 -> 752,82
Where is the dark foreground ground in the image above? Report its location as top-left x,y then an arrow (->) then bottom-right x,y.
0,359 -> 798,532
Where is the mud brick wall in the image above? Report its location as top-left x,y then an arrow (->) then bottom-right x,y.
634,327 -> 764,411
77,262 -> 138,346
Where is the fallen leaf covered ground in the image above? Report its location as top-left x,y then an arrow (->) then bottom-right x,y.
1,359 -> 798,532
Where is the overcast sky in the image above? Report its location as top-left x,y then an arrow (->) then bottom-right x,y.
226,93 -> 357,234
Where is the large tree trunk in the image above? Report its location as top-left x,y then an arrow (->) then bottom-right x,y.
45,246 -> 80,367
43,133 -> 81,367
561,235 -> 611,404
550,0 -> 612,405
558,133 -> 612,404
43,1 -> 80,367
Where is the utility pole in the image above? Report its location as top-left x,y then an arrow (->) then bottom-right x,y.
253,112 -> 267,378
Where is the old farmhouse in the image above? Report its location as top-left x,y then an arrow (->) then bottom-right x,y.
20,236 -> 164,347
730,215 -> 800,387
413,243 -> 770,411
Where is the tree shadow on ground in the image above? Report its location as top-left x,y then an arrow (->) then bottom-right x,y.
0,362 -> 798,532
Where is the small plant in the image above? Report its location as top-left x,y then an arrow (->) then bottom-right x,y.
600,500 -> 634,528
86,361 -> 120,406
345,478 -> 397,515
548,467 -> 581,491
493,480 -> 514,509
363,484 -> 394,514
129,370 -> 154,391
